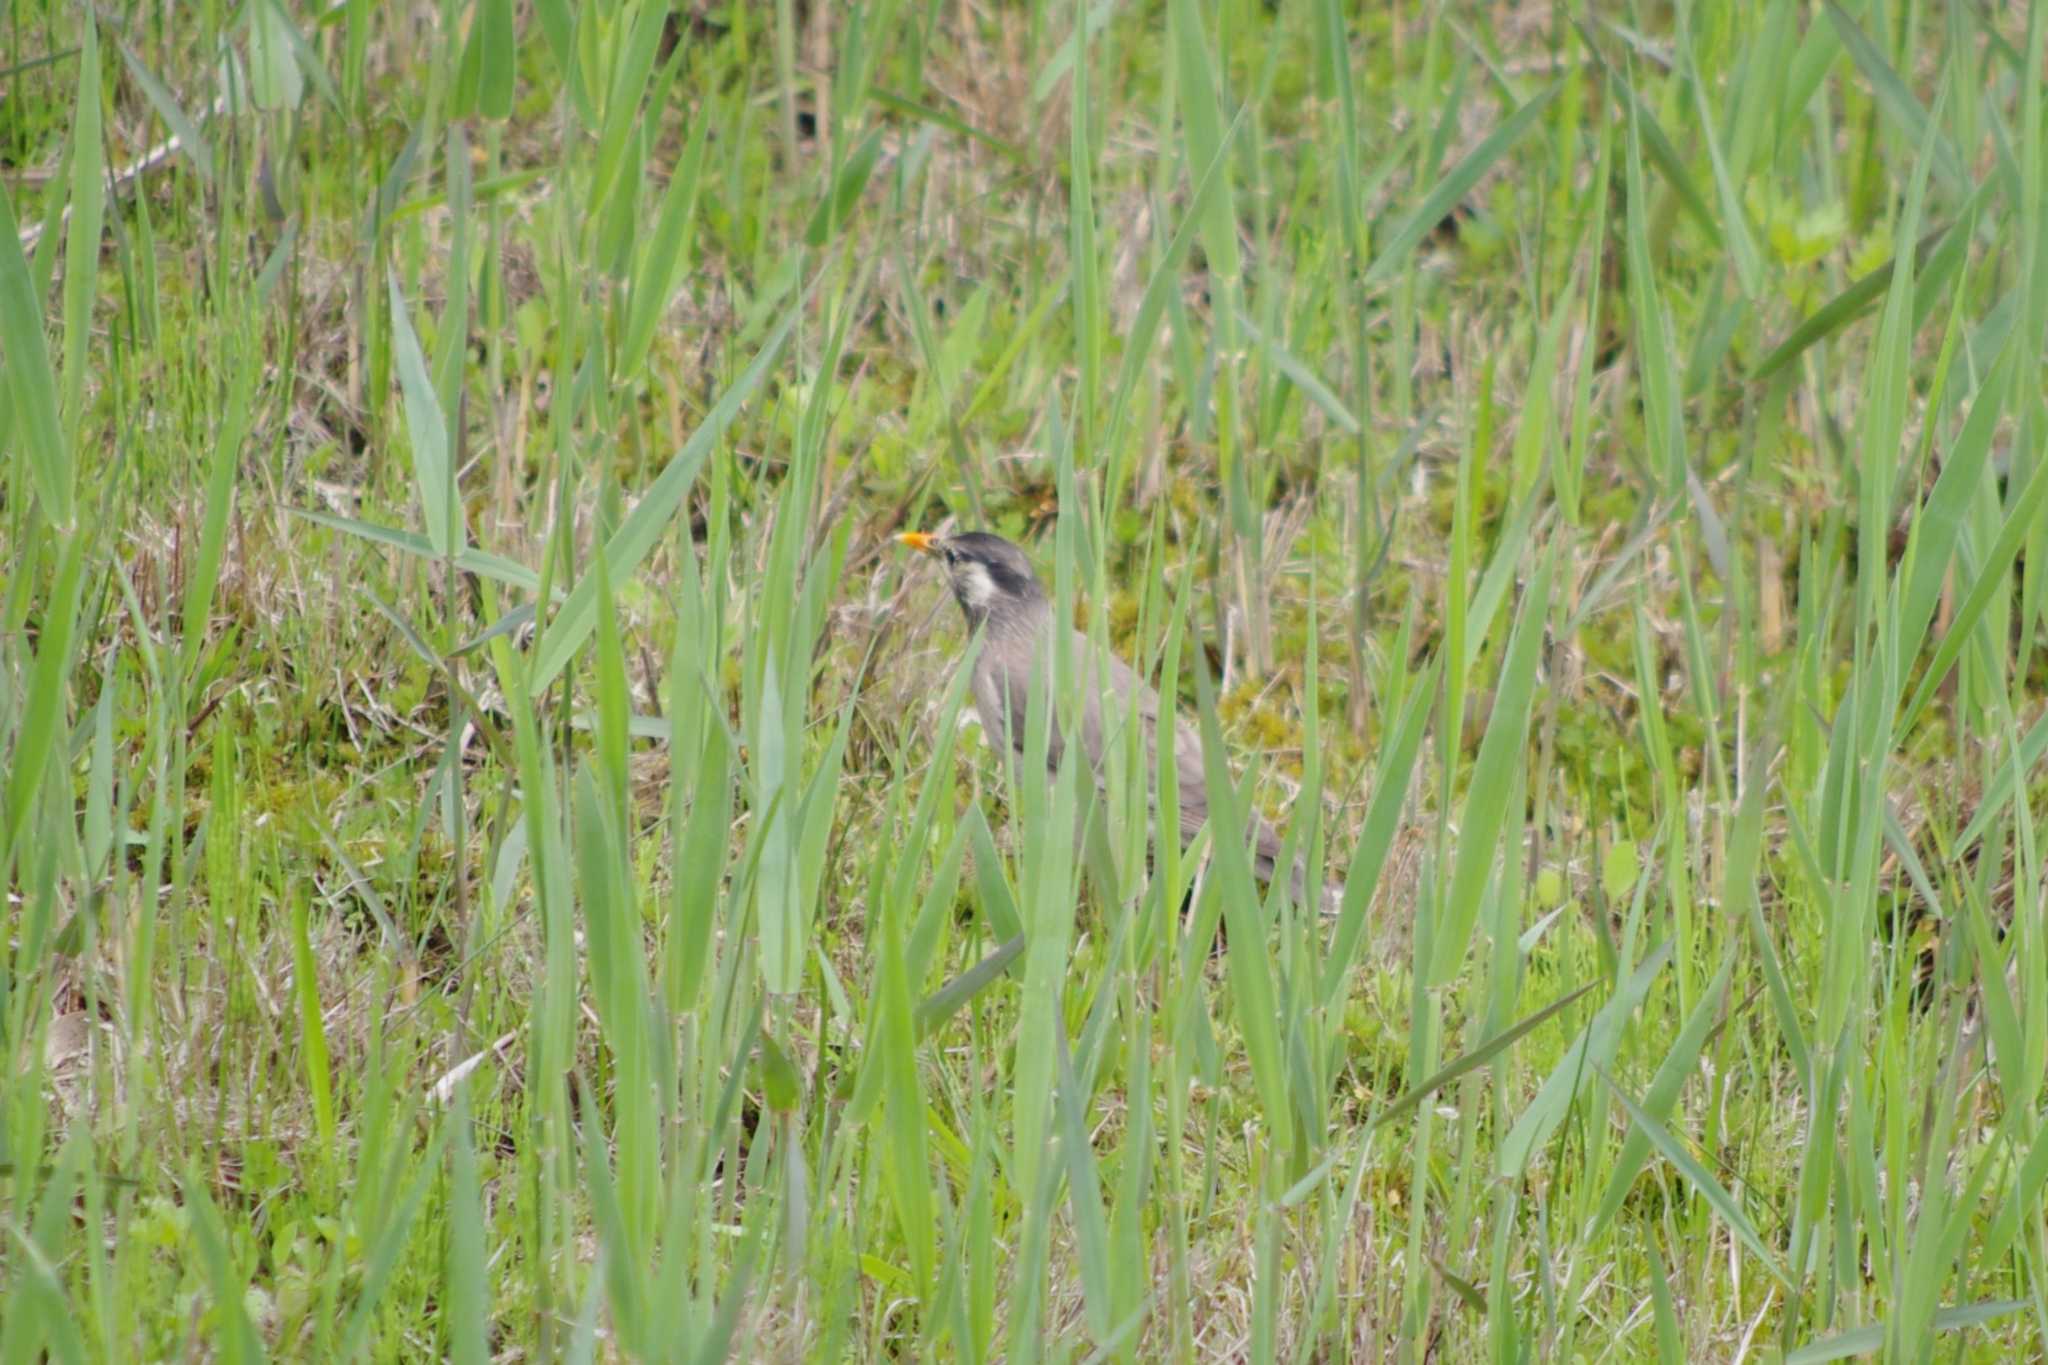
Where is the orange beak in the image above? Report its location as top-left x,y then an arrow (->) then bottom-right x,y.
896,531 -> 936,554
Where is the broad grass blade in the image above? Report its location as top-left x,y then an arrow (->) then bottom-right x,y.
0,183 -> 70,526
387,268 -> 464,559
1429,551 -> 1553,985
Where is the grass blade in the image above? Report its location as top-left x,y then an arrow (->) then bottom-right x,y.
0,182 -> 70,526
59,19 -> 103,443
387,268 -> 463,559
1364,83 -> 1557,290
1371,982 -> 1596,1129
1429,551 -> 1553,985
1785,1300 -> 2028,1364
1597,1063 -> 1792,1290
2,536 -> 86,868
917,934 -> 1026,1039
530,298 -> 800,689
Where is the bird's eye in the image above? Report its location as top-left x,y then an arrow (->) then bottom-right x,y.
941,547 -> 958,565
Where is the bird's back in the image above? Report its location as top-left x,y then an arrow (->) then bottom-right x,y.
969,623 -> 1293,878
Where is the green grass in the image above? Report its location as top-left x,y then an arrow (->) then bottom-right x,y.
4,0 -> 2048,1358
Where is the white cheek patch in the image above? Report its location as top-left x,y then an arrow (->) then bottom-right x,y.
960,562 -> 998,608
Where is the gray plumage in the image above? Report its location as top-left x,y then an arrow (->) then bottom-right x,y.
901,529 -> 1324,905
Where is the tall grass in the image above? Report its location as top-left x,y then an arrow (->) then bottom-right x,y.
3,0 -> 2046,1359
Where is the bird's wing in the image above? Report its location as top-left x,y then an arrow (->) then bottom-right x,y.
984,627 -> 1305,892
971,642 -> 1063,771
973,625 -> 1154,769
1067,635 -> 1225,835
977,626 -> 1164,779
1074,637 -> 1159,770
1051,630 -> 1221,787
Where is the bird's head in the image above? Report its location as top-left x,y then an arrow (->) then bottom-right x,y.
896,529 -> 1045,631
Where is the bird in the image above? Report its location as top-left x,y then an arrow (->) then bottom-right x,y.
896,528 -> 1329,908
